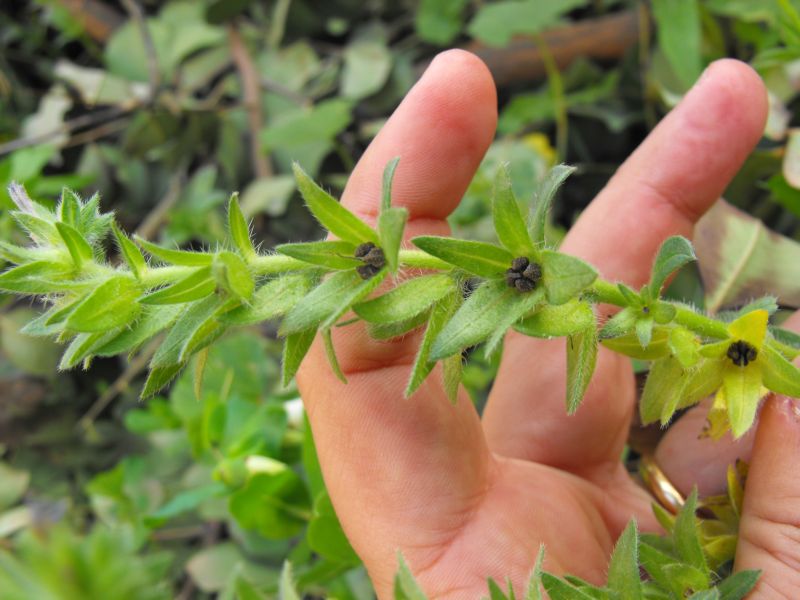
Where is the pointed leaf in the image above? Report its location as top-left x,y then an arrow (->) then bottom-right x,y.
56,222 -> 93,267
689,590 -> 719,600
60,331 -> 119,370
635,317 -> 654,349
514,299 -> 595,338
529,164 -> 575,244
13,212 -> 60,245
524,545 -> 545,600
139,267 -> 215,305
540,574 -> 595,600
141,363 -> 184,398
493,164 -> 534,256
279,561 -> 301,600
151,297 -> 222,369
112,223 -> 147,279
368,310 -> 430,340
761,344 -> 800,397
412,236 -> 512,278
378,207 -> 408,274
394,553 -> 428,600
442,353 -> 462,404
668,326 -> 701,368
66,275 -> 142,333
406,291 -> 460,397
717,570 -> 761,600
677,359 -> 724,414
723,363 -> 765,438
276,241 -> 360,270
381,156 -> 400,212
606,520 -> 643,599
321,328 -> 347,384
292,163 -> 378,245
0,261 -> 78,294
282,327 -> 317,386
213,251 -> 254,300
566,324 -> 598,414
540,250 -> 597,305
228,193 -> 256,260
221,275 -> 313,326
640,356 -> 685,426
601,328 -> 671,360
354,274 -> 453,323
674,490 -> 710,581
650,236 -> 696,294
484,287 -> 545,357
599,307 -> 638,340
94,305 -> 183,357
58,189 -> 82,226
135,237 -> 213,266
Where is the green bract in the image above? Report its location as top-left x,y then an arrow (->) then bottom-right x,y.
2,162 -> 800,439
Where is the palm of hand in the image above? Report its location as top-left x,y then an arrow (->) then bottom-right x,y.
298,51 -> 800,598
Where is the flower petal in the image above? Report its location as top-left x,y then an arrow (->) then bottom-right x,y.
727,309 -> 769,350
722,362 -> 766,438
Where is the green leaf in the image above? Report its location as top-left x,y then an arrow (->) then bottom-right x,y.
638,541 -> 679,593
229,471 -> 310,540
66,275 -> 142,333
139,267 -> 215,305
378,207 -> 408,274
524,545 -> 545,600
442,353 -> 462,404
484,287 -> 545,358
689,591 -> 719,600
142,363 -> 184,399
412,236 -> 512,278
282,327 -> 317,386
431,280 -> 526,360
678,358 -> 725,410
650,236 -> 697,294
212,251 -> 254,301
55,222 -> 93,267
717,570 -> 761,600
279,561 -> 301,600
60,331 -> 119,370
416,0 -> 468,45
0,261 -> 78,294
492,164 -> 534,257
381,156 -> 400,212
530,164 -> 576,245
514,299 -> 595,338
368,310 -> 430,340
144,483 -> 226,527
607,520 -> 643,599
292,163 -> 377,245
276,241 -> 361,270
134,236 -> 214,266
668,327 -> 701,368
761,344 -> 800,396
13,212 -> 60,245
93,305 -> 182,357
406,291 -> 460,397
151,297 -> 222,369
468,0 -> 587,47
540,250 -> 597,305
599,308 -> 638,340
640,356 -> 686,426
112,223 -> 147,279
322,328 -> 346,384
652,0 -> 703,90
58,189 -> 81,226
674,490 -> 710,581
566,324 -> 598,414
307,491 -> 360,565
354,274 -> 453,324
723,363 -> 765,438
227,193 -> 256,260
341,25 -> 393,100
635,317 -> 654,349
394,554 -> 428,600
221,275 -> 313,326
540,574 -> 596,600
280,269 -> 386,335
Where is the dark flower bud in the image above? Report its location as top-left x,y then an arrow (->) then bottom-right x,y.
506,256 -> 542,293
354,242 -> 385,279
727,340 -> 757,367
514,277 -> 536,292
354,242 -> 375,258
522,262 -> 542,282
511,256 -> 530,271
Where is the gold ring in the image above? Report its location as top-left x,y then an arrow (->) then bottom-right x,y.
639,455 -> 685,515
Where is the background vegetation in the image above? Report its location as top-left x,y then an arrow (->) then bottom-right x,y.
2,0 -> 800,597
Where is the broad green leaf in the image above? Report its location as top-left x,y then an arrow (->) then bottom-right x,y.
139,267 -> 215,305
144,483 -> 226,527
354,274 -> 454,324
135,236 -> 214,266
307,491 -> 360,565
112,223 -> 147,279
378,207 -> 408,274
94,305 -> 182,357
229,471 -> 310,540
13,211 -> 60,246
662,563 -> 710,595
276,241 -> 361,270
292,163 -> 377,245
280,269 -> 386,335
322,328 -> 346,383
760,344 -> 800,396
221,275 -> 313,326
606,520 -> 642,599
540,250 -> 597,305
405,291 -> 460,397
416,0 -> 468,44
0,261 -> 79,294
394,554 -> 428,600
66,275 -> 142,333
540,574 -> 596,600
635,317 -> 654,349
638,541 -> 678,593
722,363 -> 765,438
55,222 -> 93,267
212,251 -> 254,301
142,363 -> 184,398
674,490 -> 710,581
381,156 -> 400,212
227,193 -> 256,260
652,300 -> 677,324
514,299 -> 595,338
282,327 -> 317,386
640,356 -> 686,425
279,561 -> 301,600
599,308 -> 638,340
468,0 -> 587,47
678,358 -> 725,410
368,310 -> 430,340
717,570 -> 761,600
650,236 -> 697,294
151,297 -> 221,369
341,24 -> 393,100
412,236 -> 512,278
484,287 -> 545,358
492,164 -> 534,257
668,326 -> 701,368
566,324 -> 598,414
430,280 -> 528,360
524,545 -> 545,600
59,331 -> 119,370
530,164 -> 576,245
652,0 -> 703,90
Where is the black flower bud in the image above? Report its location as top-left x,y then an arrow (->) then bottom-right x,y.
505,256 -> 542,293
354,242 -> 385,279
727,340 -> 757,367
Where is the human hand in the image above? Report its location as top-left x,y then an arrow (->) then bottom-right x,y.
298,50 -> 797,598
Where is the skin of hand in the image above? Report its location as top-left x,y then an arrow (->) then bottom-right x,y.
297,50 -> 800,598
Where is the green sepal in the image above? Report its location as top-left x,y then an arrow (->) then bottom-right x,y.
606,520 -> 643,599
635,317 -> 654,349
514,299 -> 595,338
652,301 -> 677,324
442,353 -> 462,404
394,553 -> 428,600
638,541 -> 678,593
139,267 -> 215,305
540,574 -> 595,600
677,358 -> 725,412
650,235 -> 696,294
617,283 -> 640,306
322,328 -> 346,383
566,324 -> 598,414
59,330 -> 120,370
150,296 -> 223,369
640,356 -> 686,426
221,275 -> 313,326
141,363 -> 185,399
213,251 -> 254,301
599,307 -> 637,340
367,310 -> 430,340
540,250 -> 597,305
529,164 -> 575,245
412,236 -> 512,279
13,212 -> 60,245
66,275 -> 142,333
0,261 -> 78,294
761,344 -> 800,397
601,329 -> 671,360
699,340 -> 729,359
292,163 -> 378,245
722,362 -> 764,438
483,287 -> 545,358
381,156 -> 400,213
378,207 -> 408,274
227,192 -> 256,260
492,163 -> 535,257
675,489 -> 710,582
0,240 -> 49,264
134,236 -> 214,266
282,327 -> 317,386
716,570 -> 761,600
112,223 -> 147,279
668,327 -> 700,368
354,274 -> 453,324
524,545 -> 546,600
93,305 -> 183,357
55,222 -> 93,267
276,241 -> 361,270
280,269 -> 386,336
57,189 -> 82,226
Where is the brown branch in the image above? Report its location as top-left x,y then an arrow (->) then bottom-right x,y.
54,0 -> 124,42
228,25 -> 273,179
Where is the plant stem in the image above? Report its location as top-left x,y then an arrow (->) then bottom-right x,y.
398,249 -> 453,271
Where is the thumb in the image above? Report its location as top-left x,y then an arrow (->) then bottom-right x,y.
734,393 -> 800,594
